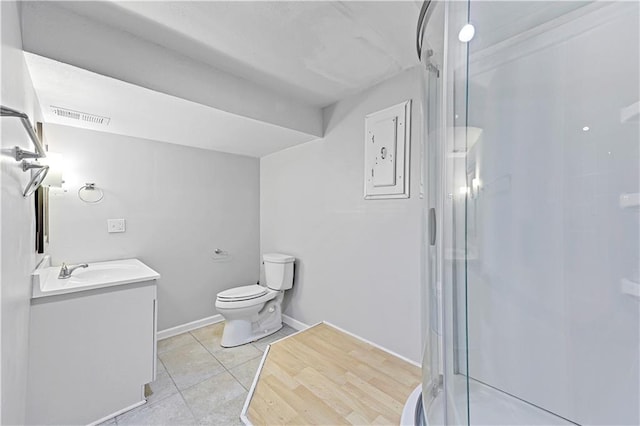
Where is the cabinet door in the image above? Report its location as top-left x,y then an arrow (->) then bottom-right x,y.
27,282 -> 157,425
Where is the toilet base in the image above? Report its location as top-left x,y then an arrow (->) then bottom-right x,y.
220,320 -> 282,347
220,296 -> 284,347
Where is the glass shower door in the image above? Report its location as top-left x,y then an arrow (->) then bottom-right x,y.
422,1 -> 639,425
419,2 -> 445,420
461,1 -> 640,424
420,1 -> 472,424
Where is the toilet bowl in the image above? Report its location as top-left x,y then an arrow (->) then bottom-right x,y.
215,253 -> 294,347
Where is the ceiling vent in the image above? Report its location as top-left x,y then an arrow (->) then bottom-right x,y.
51,106 -> 110,126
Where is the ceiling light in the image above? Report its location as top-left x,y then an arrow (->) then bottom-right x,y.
458,24 -> 475,43
582,126 -> 590,131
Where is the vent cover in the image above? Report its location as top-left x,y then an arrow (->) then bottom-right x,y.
51,106 -> 110,126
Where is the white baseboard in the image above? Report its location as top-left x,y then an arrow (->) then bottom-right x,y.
282,314 -> 310,331
157,314 -> 223,340
262,315 -> 419,366
323,321 -> 421,367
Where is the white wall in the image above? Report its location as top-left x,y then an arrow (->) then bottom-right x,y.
0,1 -> 42,423
464,3 -> 639,424
44,124 -> 260,331
260,67 -> 423,362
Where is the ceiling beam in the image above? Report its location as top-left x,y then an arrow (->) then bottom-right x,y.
21,2 -> 324,138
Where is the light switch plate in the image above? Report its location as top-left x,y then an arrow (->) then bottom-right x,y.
107,218 -> 126,233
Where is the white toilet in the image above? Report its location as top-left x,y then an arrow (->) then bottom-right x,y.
215,253 -> 295,347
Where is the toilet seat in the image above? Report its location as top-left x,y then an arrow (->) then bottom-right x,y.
215,285 -> 278,310
217,285 -> 268,302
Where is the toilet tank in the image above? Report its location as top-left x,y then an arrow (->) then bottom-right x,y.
263,253 -> 295,290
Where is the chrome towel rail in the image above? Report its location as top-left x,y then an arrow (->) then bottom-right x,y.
23,164 -> 49,197
2,105 -> 50,196
1,105 -> 47,160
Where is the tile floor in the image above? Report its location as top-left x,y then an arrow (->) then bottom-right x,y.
100,323 -> 296,426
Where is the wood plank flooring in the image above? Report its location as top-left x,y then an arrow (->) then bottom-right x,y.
246,323 -> 421,425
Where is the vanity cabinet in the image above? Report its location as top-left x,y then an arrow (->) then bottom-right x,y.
26,280 -> 157,425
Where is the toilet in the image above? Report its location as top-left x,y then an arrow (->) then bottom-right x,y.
215,253 -> 295,347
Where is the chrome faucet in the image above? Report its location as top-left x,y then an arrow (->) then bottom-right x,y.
58,263 -> 89,279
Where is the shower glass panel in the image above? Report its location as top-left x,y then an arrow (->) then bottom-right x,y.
443,1 -> 473,424
424,1 -> 640,425
420,38 -> 443,414
420,1 -> 472,423
419,1 -> 445,418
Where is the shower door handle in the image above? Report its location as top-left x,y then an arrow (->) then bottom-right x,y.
429,208 -> 437,246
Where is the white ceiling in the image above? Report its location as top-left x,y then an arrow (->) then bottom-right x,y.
22,1 -> 593,158
34,1 -> 588,113
25,53 -> 316,158
47,1 -> 421,108
22,1 -> 422,157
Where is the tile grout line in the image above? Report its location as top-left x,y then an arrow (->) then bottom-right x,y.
132,331 -> 225,424
166,330 -> 223,424
176,388 -> 198,424
158,356 -> 182,405
160,335 -> 223,392
227,356 -> 264,392
185,326 -> 289,395
188,329 -> 261,392
115,357 -> 179,424
180,329 -> 253,423
115,324 -> 295,425
189,328 -> 264,373
115,328 -> 222,425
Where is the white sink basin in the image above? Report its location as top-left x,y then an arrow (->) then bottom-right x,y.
32,258 -> 160,299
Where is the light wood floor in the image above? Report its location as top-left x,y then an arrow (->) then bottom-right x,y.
247,323 -> 421,425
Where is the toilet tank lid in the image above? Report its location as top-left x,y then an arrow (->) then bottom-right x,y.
263,253 -> 295,263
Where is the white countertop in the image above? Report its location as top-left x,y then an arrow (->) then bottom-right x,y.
32,258 -> 160,299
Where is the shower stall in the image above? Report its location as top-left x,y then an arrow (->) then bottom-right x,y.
416,1 -> 640,424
